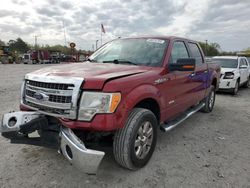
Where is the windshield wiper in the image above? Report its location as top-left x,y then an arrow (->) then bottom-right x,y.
103,59 -> 138,65
87,58 -> 98,63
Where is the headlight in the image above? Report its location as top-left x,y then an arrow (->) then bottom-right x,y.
224,72 -> 234,79
78,92 -> 121,121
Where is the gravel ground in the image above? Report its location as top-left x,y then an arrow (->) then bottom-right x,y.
0,64 -> 249,188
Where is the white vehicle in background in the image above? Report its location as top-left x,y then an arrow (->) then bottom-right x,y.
22,53 -> 32,64
212,56 -> 250,95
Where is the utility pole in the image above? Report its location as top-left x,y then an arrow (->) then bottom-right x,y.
96,40 -> 99,50
34,35 -> 41,50
34,35 -> 38,50
62,20 -> 67,47
205,40 -> 208,57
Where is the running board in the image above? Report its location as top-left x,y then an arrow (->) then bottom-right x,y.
160,103 -> 205,132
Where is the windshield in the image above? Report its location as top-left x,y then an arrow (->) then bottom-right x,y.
24,54 -> 29,59
89,38 -> 168,67
211,58 -> 238,68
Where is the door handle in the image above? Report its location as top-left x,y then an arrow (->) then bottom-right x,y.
189,72 -> 196,77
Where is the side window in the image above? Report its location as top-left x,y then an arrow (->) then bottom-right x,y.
188,42 -> 203,64
240,59 -> 245,66
243,59 -> 249,66
170,41 -> 189,64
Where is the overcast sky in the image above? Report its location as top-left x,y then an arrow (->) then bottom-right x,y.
0,0 -> 250,51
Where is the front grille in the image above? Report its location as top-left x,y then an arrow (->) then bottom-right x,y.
27,80 -> 74,90
49,95 -> 72,103
26,89 -> 72,104
26,101 -> 69,115
23,79 -> 77,118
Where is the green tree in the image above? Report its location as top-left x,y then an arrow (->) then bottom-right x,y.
199,42 -> 220,56
8,38 -> 29,53
39,44 -> 74,54
220,51 -> 237,56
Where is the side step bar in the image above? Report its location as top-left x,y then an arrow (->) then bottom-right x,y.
160,103 -> 205,132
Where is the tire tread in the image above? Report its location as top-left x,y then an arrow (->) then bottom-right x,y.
113,108 -> 154,170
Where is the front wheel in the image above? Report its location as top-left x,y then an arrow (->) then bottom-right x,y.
201,85 -> 216,113
243,77 -> 250,88
113,108 -> 157,170
232,81 -> 239,95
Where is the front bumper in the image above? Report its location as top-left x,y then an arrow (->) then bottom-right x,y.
1,111 -> 105,174
60,127 -> 104,174
219,78 -> 237,90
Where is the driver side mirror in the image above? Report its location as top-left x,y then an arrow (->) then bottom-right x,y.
169,58 -> 196,71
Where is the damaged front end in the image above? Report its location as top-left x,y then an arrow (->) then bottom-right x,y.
0,111 -> 105,174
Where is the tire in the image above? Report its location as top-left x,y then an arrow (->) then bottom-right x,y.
113,108 -> 158,170
232,80 -> 239,95
201,85 -> 216,113
243,77 -> 250,88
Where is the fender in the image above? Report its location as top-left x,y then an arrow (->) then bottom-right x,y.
115,84 -> 162,129
207,67 -> 220,93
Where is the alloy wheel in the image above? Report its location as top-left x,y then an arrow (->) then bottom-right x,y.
134,121 -> 154,159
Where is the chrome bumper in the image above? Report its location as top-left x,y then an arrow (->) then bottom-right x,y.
60,127 -> 105,174
1,111 -> 105,174
0,111 -> 41,132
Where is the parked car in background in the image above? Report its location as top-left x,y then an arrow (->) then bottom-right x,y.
212,56 -> 250,94
60,55 -> 76,62
22,53 -> 32,64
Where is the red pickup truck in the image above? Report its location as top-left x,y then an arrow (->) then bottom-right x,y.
1,36 -> 220,173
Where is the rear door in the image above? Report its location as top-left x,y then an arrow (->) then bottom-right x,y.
187,42 -> 208,101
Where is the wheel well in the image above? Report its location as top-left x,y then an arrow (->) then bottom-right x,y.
212,78 -> 217,88
237,77 -> 240,83
134,98 -> 160,123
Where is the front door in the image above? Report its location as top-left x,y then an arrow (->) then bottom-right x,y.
239,58 -> 248,84
164,41 -> 198,119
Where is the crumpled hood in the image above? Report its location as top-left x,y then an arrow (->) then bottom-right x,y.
28,62 -> 152,89
220,67 -> 237,74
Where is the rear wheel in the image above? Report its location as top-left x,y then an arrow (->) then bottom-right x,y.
113,108 -> 157,170
201,85 -> 216,113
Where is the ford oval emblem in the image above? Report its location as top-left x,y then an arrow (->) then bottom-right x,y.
33,92 -> 49,101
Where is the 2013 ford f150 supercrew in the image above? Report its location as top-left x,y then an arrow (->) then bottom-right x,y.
0,36 -> 220,174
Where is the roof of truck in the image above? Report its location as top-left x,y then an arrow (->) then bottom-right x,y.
122,35 -> 196,42
213,56 -> 239,60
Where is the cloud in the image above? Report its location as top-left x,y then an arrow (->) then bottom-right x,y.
36,7 -> 64,17
0,0 -> 249,51
60,1 -> 74,9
